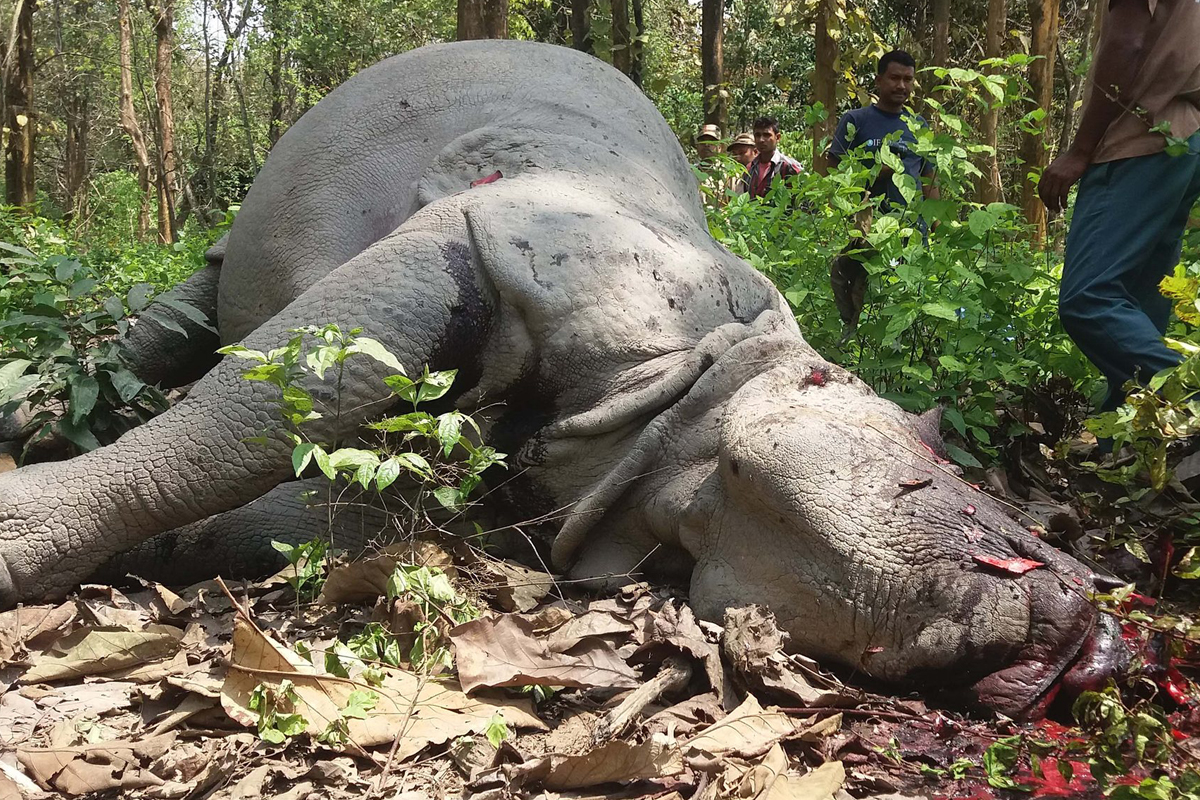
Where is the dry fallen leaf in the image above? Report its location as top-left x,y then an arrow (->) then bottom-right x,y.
546,610 -> 634,653
636,601 -> 728,706
770,760 -> 846,800
0,602 -> 76,663
21,625 -> 183,684
221,613 -> 544,760
451,614 -> 640,694
723,606 -> 849,707
685,694 -> 799,762
17,733 -> 176,796
317,541 -> 455,604
484,559 -> 555,613
515,735 -> 683,790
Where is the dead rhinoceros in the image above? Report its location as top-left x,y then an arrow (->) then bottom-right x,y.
0,41 -> 1122,716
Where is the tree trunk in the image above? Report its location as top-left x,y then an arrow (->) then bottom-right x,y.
148,0 -> 176,243
630,0 -> 644,87
812,0 -> 839,174
4,0 -> 36,209
977,0 -> 1006,204
62,91 -> 88,218
570,0 -> 591,54
459,0 -> 506,38
1020,0 -> 1060,245
932,0 -> 950,74
117,0 -> 152,237
611,0 -> 630,75
551,0 -> 568,44
700,0 -> 725,133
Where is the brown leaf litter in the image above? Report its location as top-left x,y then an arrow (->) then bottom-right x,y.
0,539 -> 1006,800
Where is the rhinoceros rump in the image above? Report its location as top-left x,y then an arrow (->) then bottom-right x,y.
0,41 -> 1123,717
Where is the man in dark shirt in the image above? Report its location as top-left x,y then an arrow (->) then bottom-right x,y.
828,49 -> 936,209
826,50 -> 937,337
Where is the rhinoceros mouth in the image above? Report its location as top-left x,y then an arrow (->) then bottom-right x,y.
965,601 -> 1128,719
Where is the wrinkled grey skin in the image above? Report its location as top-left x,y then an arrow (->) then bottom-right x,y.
0,41 -> 1120,717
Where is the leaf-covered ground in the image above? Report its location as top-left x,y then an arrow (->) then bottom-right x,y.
1,439 -> 1199,800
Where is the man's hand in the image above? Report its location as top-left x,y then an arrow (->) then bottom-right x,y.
1040,148 -> 1092,216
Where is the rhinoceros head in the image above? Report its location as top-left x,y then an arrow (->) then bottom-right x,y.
688,356 -> 1125,718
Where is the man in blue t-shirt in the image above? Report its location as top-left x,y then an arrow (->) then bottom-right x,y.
828,49 -> 937,209
826,49 -> 938,337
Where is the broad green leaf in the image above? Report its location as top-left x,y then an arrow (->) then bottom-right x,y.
127,283 -> 154,312
69,374 -> 99,423
416,369 -> 457,404
103,295 -> 126,322
945,442 -> 982,469
968,209 -> 998,238
57,416 -> 100,452
218,345 -> 269,363
327,448 -> 380,471
312,445 -> 335,480
141,307 -> 188,337
107,367 -> 145,403
921,301 -> 960,322
348,336 -> 406,374
375,457 -> 403,491
433,486 -> 463,512
157,297 -> 218,333
0,359 -> 32,392
437,412 -> 465,456
394,452 -> 433,481
292,442 -> 317,476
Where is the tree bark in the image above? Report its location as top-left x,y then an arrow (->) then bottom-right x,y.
932,0 -> 950,73
1020,0 -> 1060,245
630,0 -> 644,87
812,0 -> 839,174
570,0 -> 591,54
458,0 -> 506,39
148,0 -> 176,243
4,0 -> 36,209
117,0 -> 151,237
977,0 -> 1006,204
611,0 -> 631,75
700,0 -> 725,132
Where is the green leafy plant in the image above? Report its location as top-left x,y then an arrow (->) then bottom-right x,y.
386,562 -> 480,672
271,538 -> 328,616
248,679 -> 308,745
0,244 -> 201,455
706,56 -> 1093,468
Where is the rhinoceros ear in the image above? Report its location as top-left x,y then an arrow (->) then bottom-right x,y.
912,406 -> 949,460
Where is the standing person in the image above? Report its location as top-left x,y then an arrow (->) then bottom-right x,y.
741,117 -> 803,200
827,49 -> 937,211
826,50 -> 938,335
1041,0 -> 1200,421
727,132 -> 757,196
695,124 -> 722,163
727,132 -> 757,169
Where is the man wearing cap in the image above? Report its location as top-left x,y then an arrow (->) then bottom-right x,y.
727,132 -> 757,195
695,124 -> 722,163
1041,0 -> 1200,422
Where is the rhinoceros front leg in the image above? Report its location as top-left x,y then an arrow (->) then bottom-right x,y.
0,213 -> 492,606
91,478 -> 394,587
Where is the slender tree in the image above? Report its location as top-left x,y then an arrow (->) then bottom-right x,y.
117,0 -> 152,236
932,0 -> 950,77
701,0 -> 725,133
570,0 -> 592,53
1020,0 -> 1061,245
4,0 -> 36,209
630,0 -> 644,87
611,0 -> 631,76
459,0 -> 506,38
977,0 -> 1006,204
148,0 -> 177,242
812,0 -> 839,174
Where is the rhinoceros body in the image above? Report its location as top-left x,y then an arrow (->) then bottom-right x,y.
0,41 -> 1121,716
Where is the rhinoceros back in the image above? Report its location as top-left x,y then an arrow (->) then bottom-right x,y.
218,41 -> 701,343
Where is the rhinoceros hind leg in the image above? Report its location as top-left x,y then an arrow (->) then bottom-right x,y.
122,257 -> 223,389
92,479 -> 393,587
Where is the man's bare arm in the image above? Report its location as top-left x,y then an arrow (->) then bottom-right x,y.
1039,0 -> 1154,215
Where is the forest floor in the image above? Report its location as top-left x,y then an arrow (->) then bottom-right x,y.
0,437 -> 1198,800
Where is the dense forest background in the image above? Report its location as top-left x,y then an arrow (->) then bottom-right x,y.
0,0 -> 1101,245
